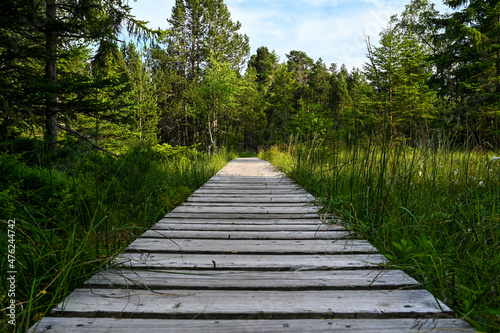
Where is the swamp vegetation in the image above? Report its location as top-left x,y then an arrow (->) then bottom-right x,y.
1,0 -> 499,331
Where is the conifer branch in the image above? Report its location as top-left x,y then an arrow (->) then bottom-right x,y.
57,124 -> 120,158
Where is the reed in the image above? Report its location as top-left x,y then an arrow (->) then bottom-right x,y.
261,139 -> 499,332
0,145 -> 232,331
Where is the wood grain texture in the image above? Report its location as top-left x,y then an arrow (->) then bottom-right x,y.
155,218 -> 333,225
29,158 -> 473,332
114,253 -> 388,270
171,206 -> 320,214
182,202 -> 316,207
197,187 -> 305,193
29,318 -> 476,333
200,183 -> 300,188
52,288 -> 452,319
208,177 -> 294,182
86,269 -> 420,290
140,230 -> 355,240
124,238 -> 377,254
151,223 -> 346,231
165,212 -> 321,219
188,195 -> 315,203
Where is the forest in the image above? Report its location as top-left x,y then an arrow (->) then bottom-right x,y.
0,0 -> 499,331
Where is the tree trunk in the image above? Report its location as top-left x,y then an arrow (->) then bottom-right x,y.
45,0 -> 58,152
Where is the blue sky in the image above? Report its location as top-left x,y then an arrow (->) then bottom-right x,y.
128,0 -> 449,71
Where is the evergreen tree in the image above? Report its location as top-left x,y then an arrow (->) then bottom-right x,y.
364,16 -> 437,141
123,43 -> 159,145
0,0 -> 46,140
286,50 -> 314,112
148,43 -> 193,146
151,0 -> 250,146
329,64 -> 352,130
0,0 -> 155,152
433,0 -> 500,144
266,63 -> 296,142
397,0 -> 440,53
187,53 -> 246,152
238,67 -> 267,150
165,0 -> 250,80
308,59 -> 332,111
247,46 -> 279,92
343,67 -> 372,141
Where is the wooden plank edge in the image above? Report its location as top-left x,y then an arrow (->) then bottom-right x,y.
29,317 -> 475,333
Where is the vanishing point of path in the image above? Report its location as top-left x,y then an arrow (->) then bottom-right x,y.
30,158 -> 474,332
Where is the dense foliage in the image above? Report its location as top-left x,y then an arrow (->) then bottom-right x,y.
2,0 -> 499,154
0,140 -> 232,331
261,140 -> 500,332
1,0 -> 499,331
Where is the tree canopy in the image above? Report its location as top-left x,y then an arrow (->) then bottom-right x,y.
1,0 -> 499,153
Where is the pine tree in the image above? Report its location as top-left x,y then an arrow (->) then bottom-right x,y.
286,50 -> 314,112
308,59 -> 332,111
329,65 -> 352,130
187,53 -> 246,152
247,46 -> 279,92
0,0 -> 156,153
267,63 -> 296,142
433,0 -> 500,144
364,16 -> 437,141
123,43 -> 159,146
151,0 -> 250,146
238,67 -> 267,150
165,0 -> 250,80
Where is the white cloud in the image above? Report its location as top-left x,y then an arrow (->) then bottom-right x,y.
129,0 -> 447,70
225,0 -> 404,69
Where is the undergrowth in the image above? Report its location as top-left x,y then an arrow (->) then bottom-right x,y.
0,140 -> 232,332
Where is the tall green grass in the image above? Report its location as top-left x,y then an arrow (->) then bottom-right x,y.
0,142 -> 232,332
261,138 -> 499,332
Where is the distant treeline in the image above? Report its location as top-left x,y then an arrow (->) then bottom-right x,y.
1,0 -> 499,154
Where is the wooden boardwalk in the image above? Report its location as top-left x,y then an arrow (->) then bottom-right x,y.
30,158 -> 474,332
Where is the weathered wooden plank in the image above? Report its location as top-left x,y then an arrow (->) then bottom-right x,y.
215,170 -> 281,177
188,195 -> 315,203
140,230 -> 354,240
165,212 -> 321,219
202,182 -> 299,186
208,178 -> 292,182
193,189 -> 310,194
151,223 -> 346,232
29,157 -> 475,333
199,187 -> 303,192
115,253 -> 387,270
155,218 -> 331,225
52,289 -> 452,319
206,182 -> 296,186
29,318 -> 476,333
214,173 -> 283,177
209,177 -> 292,182
204,183 -> 297,187
214,165 -> 281,177
171,206 -> 319,214
86,269 -> 419,290
182,202 -> 315,207
125,238 -> 377,254
190,192 -> 311,195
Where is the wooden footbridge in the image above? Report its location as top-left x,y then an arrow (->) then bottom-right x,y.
31,158 -> 473,332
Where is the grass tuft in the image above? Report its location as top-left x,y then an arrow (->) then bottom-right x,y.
0,143 -> 232,331
261,139 -> 499,332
